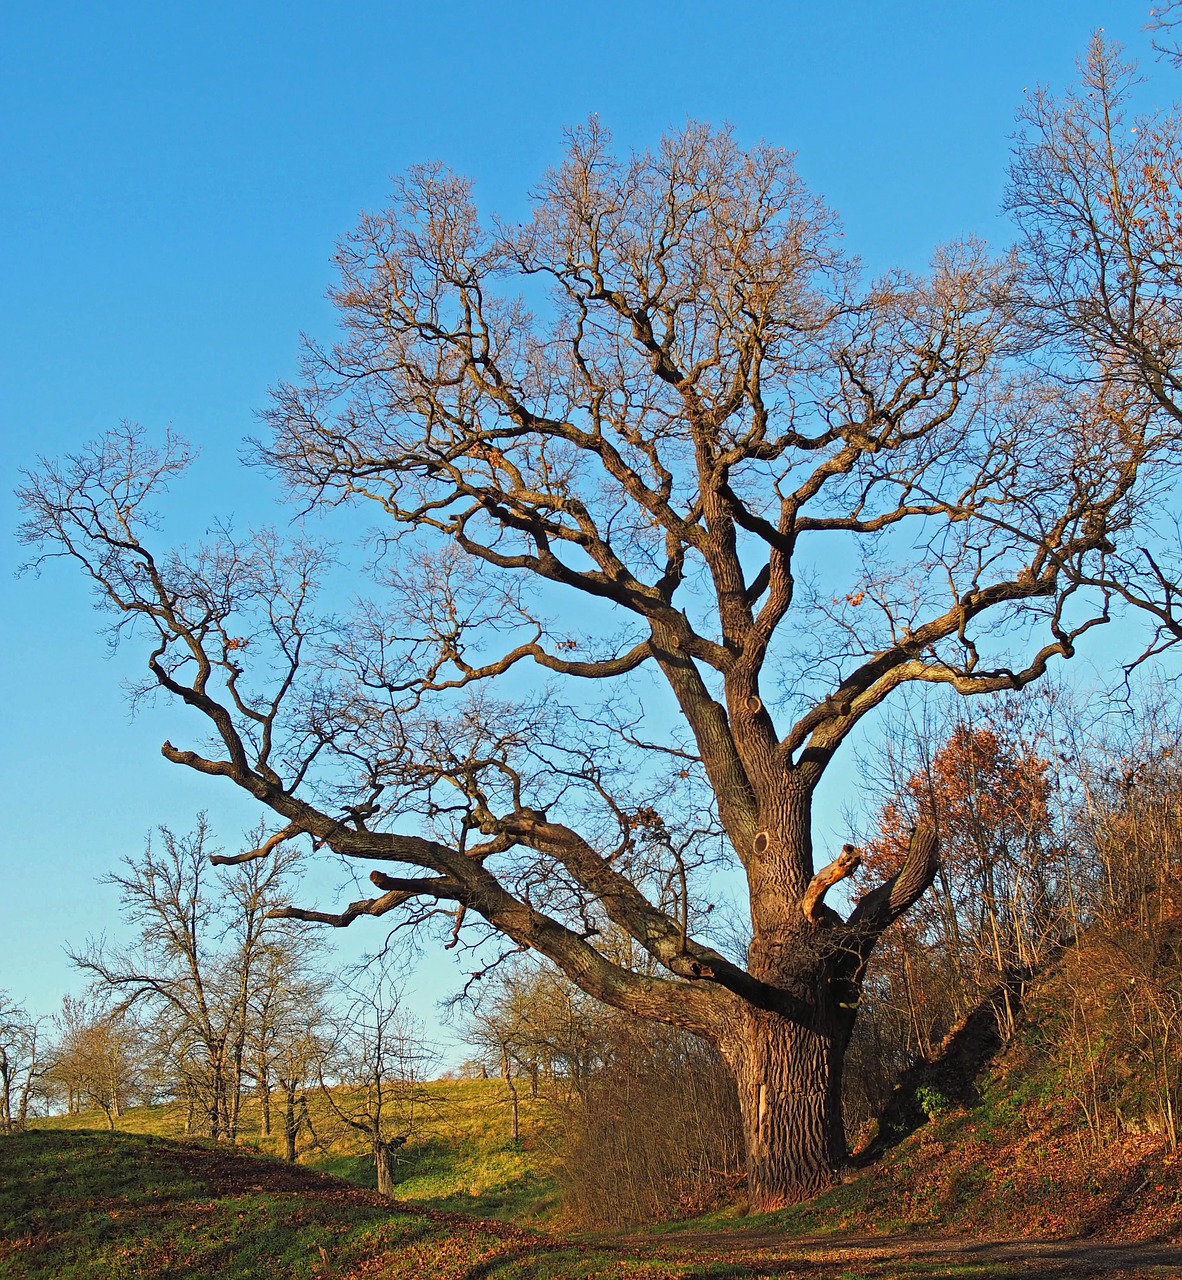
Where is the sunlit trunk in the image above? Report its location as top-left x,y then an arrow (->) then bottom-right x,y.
375,1139 -> 397,1198
724,1007 -> 847,1209
726,785 -> 856,1209
229,1067 -> 242,1141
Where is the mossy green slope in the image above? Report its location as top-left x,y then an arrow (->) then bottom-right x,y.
6,1128 -> 1180,1279
33,1078 -> 557,1222
0,1130 -> 742,1279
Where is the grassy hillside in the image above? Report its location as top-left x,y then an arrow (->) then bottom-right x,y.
6,1128 -> 1182,1279
0,1129 -> 724,1280
33,1016 -> 1182,1249
35,1078 -> 557,1222
21,933 -> 1182,1272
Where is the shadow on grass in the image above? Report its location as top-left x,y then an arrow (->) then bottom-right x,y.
0,1129 -> 415,1280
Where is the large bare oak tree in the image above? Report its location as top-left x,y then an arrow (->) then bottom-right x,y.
19,60 -> 1182,1203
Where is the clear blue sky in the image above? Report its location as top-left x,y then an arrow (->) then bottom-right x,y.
0,1 -> 1157,1041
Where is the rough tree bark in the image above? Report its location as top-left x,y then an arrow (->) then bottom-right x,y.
718,816 -> 937,1200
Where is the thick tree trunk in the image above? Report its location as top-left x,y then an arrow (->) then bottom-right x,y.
723,787 -> 859,1209
723,1004 -> 848,1210
715,796 -> 937,1208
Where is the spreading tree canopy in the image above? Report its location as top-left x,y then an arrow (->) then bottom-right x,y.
18,40 -> 1182,1205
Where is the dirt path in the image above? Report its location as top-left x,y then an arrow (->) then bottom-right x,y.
617,1227 -> 1182,1278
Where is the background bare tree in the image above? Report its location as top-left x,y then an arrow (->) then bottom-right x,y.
836,693 -> 1075,1141
274,1015 -> 330,1163
316,964 -> 437,1197
70,816 -> 306,1140
19,45 -> 1182,1202
857,707 -> 1068,1035
0,992 -> 45,1132
1053,689 -> 1182,1149
464,959 -> 609,1109
1151,2 -> 1182,65
240,942 -> 329,1142
45,995 -> 147,1127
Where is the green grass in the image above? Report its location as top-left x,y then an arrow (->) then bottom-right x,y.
36,1102 -> 185,1140
0,1130 -> 702,1279
24,1044 -> 1182,1276
6,1128 -> 1175,1280
0,1130 -> 390,1279
35,1077 -> 559,1222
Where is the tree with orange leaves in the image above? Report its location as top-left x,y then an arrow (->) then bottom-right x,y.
857,719 -> 1064,1051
